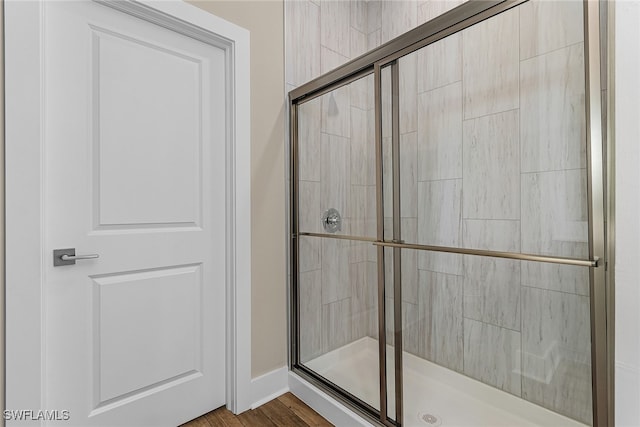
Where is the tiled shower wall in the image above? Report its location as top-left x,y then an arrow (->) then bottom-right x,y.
288,1 -> 592,424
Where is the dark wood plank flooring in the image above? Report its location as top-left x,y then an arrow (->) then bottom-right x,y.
181,393 -> 334,427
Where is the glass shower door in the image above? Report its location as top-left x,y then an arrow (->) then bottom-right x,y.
382,1 -> 596,425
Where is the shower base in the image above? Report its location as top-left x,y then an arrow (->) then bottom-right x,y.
305,337 -> 587,427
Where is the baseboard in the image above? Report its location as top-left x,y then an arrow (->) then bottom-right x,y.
288,372 -> 373,426
251,366 -> 289,409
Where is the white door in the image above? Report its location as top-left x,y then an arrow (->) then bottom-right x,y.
43,2 -> 226,425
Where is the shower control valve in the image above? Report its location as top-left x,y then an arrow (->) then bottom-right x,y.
321,208 -> 342,233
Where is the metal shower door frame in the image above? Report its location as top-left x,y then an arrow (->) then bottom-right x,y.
289,1 -> 611,425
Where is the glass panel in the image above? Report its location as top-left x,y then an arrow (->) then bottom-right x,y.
396,2 -> 588,262
397,249 -> 592,426
390,2 -> 592,426
297,74 -> 376,239
297,235 -> 381,410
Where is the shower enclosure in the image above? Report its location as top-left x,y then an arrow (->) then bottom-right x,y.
289,1 -> 610,426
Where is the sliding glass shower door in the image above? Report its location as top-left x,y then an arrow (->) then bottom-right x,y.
290,1 -> 608,426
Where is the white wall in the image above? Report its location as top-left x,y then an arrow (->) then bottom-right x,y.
614,1 -> 640,425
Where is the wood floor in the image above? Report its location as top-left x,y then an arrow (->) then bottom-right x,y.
181,393 -> 334,427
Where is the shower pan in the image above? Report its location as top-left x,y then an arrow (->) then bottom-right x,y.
289,1 -> 611,426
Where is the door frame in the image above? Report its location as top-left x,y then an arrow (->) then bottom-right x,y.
4,0 -> 253,418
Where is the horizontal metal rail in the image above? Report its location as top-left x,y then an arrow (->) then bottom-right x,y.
372,241 -> 599,268
296,232 -> 377,243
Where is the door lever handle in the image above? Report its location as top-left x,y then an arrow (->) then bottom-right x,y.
53,248 -> 99,266
61,254 -> 99,261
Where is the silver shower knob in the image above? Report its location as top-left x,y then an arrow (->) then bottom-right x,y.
321,208 -> 342,233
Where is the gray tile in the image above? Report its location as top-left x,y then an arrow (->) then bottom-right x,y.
403,302 -> 420,356
462,8 -> 519,119
350,27 -> 367,60
321,1 -> 351,58
418,270 -> 464,371
321,133 -> 351,221
351,262 -> 376,340
367,29 -> 382,51
321,45 -> 349,74
297,97 -> 322,181
463,256 -> 521,331
350,107 -> 374,186
320,77 -> 351,137
521,169 -> 588,257
519,0 -> 583,60
323,298 -> 353,352
286,0 -> 321,86
463,319 -> 522,396
417,179 -> 462,247
299,270 -> 323,363
420,0 -> 465,22
367,0 -> 382,34
381,0 -> 417,44
299,181 -> 321,233
350,71 -> 373,111
401,218 -> 419,304
321,238 -> 351,304
366,261 -> 379,338
350,0 -> 368,34
463,109 -> 520,220
400,132 -> 418,218
521,287 -> 592,424
383,137 -> 393,218
462,219 -> 521,252
416,33 -> 462,92
417,82 -> 463,181
299,236 -> 321,273
521,261 -> 589,296
417,251 -> 464,276
399,53 -> 417,134
520,43 -> 586,173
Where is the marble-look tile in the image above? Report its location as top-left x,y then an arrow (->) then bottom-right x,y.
349,185 -> 369,241
417,1 -> 430,25
519,0 -> 583,60
351,0 -> 368,34
383,137 -> 393,218
418,270 -> 464,372
299,236 -> 321,273
367,0 -> 382,34
462,219 -> 521,252
321,45 -> 349,75
297,96 -> 322,181
401,218 -> 419,304
381,1 -> 418,44
463,319 -> 522,396
321,1 -> 351,58
403,302 -> 420,356
321,133 -> 351,220
299,181 -> 321,233
463,109 -> 520,220
416,33 -> 462,92
521,169 -> 588,257
350,71 -> 373,112
322,298 -> 353,352
350,27 -> 367,60
350,107 -> 374,186
418,251 -> 463,276
285,0 -> 321,86
399,54 -> 417,134
366,261 -> 379,338
417,82 -> 463,181
367,29 -> 382,52
299,270 -> 323,363
421,0 -> 465,22
521,261 -> 589,296
521,287 -> 592,424
520,43 -> 586,173
463,255 -> 521,331
462,8 -> 519,119
351,262 -> 376,340
385,296 -> 395,346
400,133 -> 418,218
417,179 -> 462,247
321,80 -> 351,139
381,67 -> 392,138
321,238 -> 351,304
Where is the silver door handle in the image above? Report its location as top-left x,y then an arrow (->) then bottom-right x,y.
53,248 -> 99,266
61,254 -> 99,261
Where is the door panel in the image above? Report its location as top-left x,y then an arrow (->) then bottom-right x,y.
43,2 -> 226,425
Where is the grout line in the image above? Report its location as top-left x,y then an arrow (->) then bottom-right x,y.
462,316 -> 522,334
520,40 -> 585,63
520,284 -> 590,298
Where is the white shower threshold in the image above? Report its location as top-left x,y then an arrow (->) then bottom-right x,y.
305,337 -> 587,427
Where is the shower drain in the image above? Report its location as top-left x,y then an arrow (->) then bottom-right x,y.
417,412 -> 442,426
